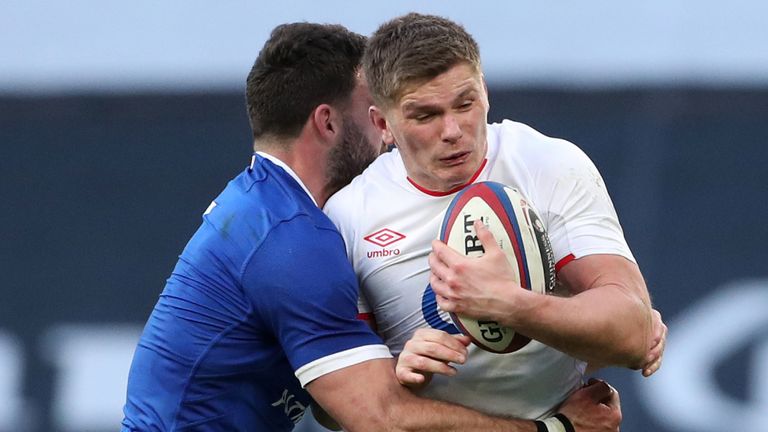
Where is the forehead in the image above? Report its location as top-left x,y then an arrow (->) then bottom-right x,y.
397,63 -> 483,110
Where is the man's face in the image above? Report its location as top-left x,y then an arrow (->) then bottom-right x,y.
375,62 -> 489,192
325,75 -> 383,196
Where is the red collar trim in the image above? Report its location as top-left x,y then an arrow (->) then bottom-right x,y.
407,159 -> 488,197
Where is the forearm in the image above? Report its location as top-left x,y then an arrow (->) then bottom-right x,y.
321,391 -> 537,432
507,285 -> 651,367
386,392 -> 536,432
310,358 -> 537,432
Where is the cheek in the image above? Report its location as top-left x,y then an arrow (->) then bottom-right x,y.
408,143 -> 438,167
460,111 -> 482,131
396,122 -> 441,162
471,109 -> 489,133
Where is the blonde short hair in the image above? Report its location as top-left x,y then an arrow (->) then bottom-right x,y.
364,13 -> 482,109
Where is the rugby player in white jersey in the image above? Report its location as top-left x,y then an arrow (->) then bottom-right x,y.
324,13 -> 666,425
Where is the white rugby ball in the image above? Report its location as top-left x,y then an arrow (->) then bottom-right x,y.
439,181 -> 556,353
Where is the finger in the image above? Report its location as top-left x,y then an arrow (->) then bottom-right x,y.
579,379 -> 614,403
428,251 -> 449,283
435,294 -> 456,313
642,358 -> 662,377
429,273 -> 452,300
412,327 -> 460,341
650,309 -> 664,344
398,353 -> 460,376
643,343 -> 661,366
431,239 -> 466,268
412,328 -> 470,353
473,219 -> 502,254
396,368 -> 428,387
641,311 -> 666,364
407,334 -> 468,363
640,355 -> 659,375
643,341 -> 663,367
642,346 -> 664,377
644,321 -> 668,366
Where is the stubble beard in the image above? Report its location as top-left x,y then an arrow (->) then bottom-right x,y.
324,121 -> 378,198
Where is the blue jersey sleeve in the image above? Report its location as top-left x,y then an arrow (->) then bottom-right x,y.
242,216 -> 387,382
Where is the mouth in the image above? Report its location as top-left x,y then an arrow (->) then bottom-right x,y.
440,151 -> 471,166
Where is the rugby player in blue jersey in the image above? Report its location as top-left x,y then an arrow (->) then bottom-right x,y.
121,22 -> 622,432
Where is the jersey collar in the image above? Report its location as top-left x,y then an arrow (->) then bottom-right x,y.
406,158 -> 488,197
253,152 -> 319,207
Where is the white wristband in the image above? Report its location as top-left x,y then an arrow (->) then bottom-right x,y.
541,416 -> 567,432
534,414 -> 574,432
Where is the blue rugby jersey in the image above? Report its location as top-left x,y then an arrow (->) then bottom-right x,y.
122,153 -> 390,431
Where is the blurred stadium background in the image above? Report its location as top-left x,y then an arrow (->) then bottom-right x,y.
1,1 -> 767,431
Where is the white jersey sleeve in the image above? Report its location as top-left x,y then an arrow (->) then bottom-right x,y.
487,120 -> 635,265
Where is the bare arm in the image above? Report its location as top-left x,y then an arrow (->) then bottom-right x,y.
538,252 -> 652,367
429,220 -> 654,368
308,356 -> 622,432
307,358 -> 536,432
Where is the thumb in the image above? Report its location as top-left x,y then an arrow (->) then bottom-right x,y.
473,219 -> 501,254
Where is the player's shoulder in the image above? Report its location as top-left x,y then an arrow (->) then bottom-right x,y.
207,163 -> 333,250
491,120 -> 584,158
490,119 -> 595,174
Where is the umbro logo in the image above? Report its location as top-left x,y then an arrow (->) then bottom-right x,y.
364,228 -> 406,247
364,228 -> 405,258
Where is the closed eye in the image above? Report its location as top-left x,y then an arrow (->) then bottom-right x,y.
456,99 -> 475,111
414,113 -> 435,121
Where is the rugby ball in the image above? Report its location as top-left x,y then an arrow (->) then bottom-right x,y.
439,181 -> 556,353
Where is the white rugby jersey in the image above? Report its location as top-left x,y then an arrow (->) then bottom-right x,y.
324,120 -> 635,419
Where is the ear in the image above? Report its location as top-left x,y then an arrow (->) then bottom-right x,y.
311,104 -> 341,144
369,106 -> 394,146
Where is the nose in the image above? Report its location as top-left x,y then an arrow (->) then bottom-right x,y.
441,114 -> 462,143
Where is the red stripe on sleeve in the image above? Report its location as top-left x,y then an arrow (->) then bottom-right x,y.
357,313 -> 373,321
555,253 -> 576,273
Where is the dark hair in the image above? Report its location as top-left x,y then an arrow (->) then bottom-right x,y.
246,23 -> 367,142
364,13 -> 481,108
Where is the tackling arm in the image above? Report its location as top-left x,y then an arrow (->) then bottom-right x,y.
307,357 -> 621,432
307,358 -> 535,431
